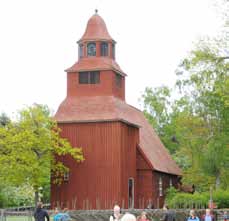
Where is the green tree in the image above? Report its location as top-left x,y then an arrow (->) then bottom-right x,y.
141,40 -> 229,190
176,41 -> 229,188
0,104 -> 84,205
141,86 -> 180,154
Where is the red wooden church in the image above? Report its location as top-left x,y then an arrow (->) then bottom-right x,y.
51,11 -> 182,210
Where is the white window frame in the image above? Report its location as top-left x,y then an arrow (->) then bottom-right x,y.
169,178 -> 173,187
63,171 -> 69,181
159,177 -> 163,196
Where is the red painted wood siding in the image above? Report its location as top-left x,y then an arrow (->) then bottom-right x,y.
51,121 -> 138,209
136,149 -> 153,208
137,170 -> 153,208
67,70 -> 125,100
136,149 -> 180,208
120,123 -> 139,208
136,149 -> 151,170
153,171 -> 179,208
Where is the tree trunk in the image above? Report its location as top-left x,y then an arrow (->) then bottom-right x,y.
215,172 -> 220,189
34,190 -> 39,207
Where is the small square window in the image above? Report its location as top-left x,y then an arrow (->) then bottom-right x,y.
87,42 -> 96,56
101,42 -> 108,56
79,71 -> 100,84
79,72 -> 89,84
115,73 -> 122,88
64,172 -> 69,181
90,71 -> 100,84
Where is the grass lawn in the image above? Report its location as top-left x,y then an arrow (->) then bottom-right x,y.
5,216 -> 54,221
5,217 -> 34,221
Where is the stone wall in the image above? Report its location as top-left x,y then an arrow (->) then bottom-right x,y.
69,209 -> 228,221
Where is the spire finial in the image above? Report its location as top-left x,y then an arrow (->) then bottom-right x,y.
95,9 -> 98,14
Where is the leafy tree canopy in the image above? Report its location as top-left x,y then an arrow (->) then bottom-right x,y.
0,104 -> 84,205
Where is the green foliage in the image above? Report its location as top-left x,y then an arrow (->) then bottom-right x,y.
141,86 -> 179,154
0,183 -> 34,207
176,42 -> 229,188
0,104 -> 84,206
166,189 -> 229,209
213,189 -> 229,208
142,86 -> 171,133
165,187 -> 178,202
141,35 -> 229,190
166,191 -> 208,209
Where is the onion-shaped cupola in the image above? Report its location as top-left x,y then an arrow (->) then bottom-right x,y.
79,10 -> 114,42
77,10 -> 116,60
66,10 -> 125,76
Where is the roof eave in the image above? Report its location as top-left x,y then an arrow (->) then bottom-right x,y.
56,118 -> 140,128
154,169 -> 183,176
77,39 -> 116,44
65,67 -> 127,77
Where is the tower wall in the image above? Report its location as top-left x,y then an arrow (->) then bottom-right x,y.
67,70 -> 125,100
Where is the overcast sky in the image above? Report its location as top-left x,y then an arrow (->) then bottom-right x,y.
0,0 -> 223,116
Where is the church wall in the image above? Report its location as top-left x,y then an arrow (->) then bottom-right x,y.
136,149 -> 153,208
153,171 -> 180,208
112,72 -> 125,100
120,123 -> 139,208
51,121 -> 138,209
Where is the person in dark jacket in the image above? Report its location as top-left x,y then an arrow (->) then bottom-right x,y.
161,205 -> 175,221
34,202 -> 50,221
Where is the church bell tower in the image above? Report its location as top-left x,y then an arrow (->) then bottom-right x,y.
65,10 -> 126,101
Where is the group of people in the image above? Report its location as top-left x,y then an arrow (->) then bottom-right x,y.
53,207 -> 72,221
109,204 -> 228,221
34,202 -> 228,221
187,209 -> 213,221
187,209 -> 228,221
109,205 -> 150,221
34,202 -> 71,221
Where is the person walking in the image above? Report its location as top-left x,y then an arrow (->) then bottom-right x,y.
223,211 -> 228,221
137,211 -> 150,221
202,209 -> 214,221
110,205 -> 122,221
121,213 -> 136,221
187,210 -> 200,221
34,202 -> 50,221
161,205 -> 175,221
61,208 -> 72,221
53,208 -> 63,221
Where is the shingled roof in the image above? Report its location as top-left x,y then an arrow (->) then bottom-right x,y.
78,13 -> 114,42
65,57 -> 126,76
55,96 -> 182,176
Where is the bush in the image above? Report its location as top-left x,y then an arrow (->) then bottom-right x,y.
167,192 -> 208,209
165,187 -> 178,202
165,188 -> 229,209
213,190 -> 229,208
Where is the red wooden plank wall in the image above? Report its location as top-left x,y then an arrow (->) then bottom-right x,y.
51,121 -> 139,209
67,70 -> 125,100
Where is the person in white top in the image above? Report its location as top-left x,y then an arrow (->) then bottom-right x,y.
110,205 -> 122,221
121,213 -> 136,221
